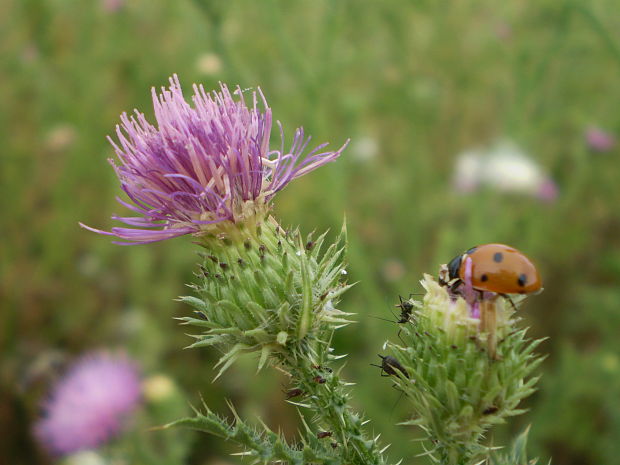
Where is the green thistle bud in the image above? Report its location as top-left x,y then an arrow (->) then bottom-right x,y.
386,274 -> 545,465
178,216 -> 353,379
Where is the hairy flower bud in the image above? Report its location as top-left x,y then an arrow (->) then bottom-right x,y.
385,274 -> 545,465
178,217 -> 353,379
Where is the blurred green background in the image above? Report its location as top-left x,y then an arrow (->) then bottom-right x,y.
2,0 -> 620,464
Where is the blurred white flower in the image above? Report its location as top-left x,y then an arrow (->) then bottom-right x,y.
65,451 -> 107,465
142,375 -> 175,402
453,148 -> 485,193
196,53 -> 223,76
453,140 -> 557,202
45,124 -> 77,153
350,136 -> 379,162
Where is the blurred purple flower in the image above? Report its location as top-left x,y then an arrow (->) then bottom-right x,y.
81,75 -> 347,244
536,178 -> 558,203
585,126 -> 615,153
101,0 -> 124,13
35,353 -> 141,456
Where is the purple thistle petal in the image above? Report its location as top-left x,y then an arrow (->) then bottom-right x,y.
82,75 -> 347,244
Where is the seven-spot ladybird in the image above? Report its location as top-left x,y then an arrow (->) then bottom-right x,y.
446,244 -> 542,295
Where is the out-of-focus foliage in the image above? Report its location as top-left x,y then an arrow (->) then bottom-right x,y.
1,0 -> 619,464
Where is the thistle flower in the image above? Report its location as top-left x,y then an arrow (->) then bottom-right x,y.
35,353 -> 141,456
81,75 -> 347,244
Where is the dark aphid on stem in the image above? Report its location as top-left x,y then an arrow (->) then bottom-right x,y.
395,295 -> 415,324
311,364 -> 333,373
285,388 -> 304,399
371,355 -> 409,379
483,405 -> 499,415
317,431 -> 333,439
370,294 -> 419,332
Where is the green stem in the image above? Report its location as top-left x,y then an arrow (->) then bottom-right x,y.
572,2 -> 620,67
437,443 -> 475,465
282,349 -> 387,465
168,408 -> 340,465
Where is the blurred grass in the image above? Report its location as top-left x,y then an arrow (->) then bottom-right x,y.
2,0 -> 620,464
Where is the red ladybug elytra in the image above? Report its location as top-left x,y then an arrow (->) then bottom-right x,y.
446,244 -> 542,295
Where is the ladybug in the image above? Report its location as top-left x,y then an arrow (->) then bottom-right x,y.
445,244 -> 542,295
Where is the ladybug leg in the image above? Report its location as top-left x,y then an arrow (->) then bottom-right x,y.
449,279 -> 463,295
480,295 -> 500,360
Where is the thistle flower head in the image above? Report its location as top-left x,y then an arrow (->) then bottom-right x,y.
35,352 -> 141,456
81,75 -> 348,244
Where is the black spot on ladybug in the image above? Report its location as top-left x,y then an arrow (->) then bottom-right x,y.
493,252 -> 503,263
481,274 -> 488,282
518,274 -> 527,287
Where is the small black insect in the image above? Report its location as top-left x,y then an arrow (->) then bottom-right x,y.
312,364 -> 333,373
285,388 -> 304,399
371,355 -> 409,379
483,406 -> 499,415
396,295 -> 414,324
